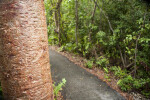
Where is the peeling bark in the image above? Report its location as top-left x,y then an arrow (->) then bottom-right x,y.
0,0 -> 54,100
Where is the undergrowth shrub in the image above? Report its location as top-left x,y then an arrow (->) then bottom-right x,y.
110,66 -> 127,78
86,60 -> 93,69
110,66 -> 150,97
96,56 -> 109,67
53,78 -> 66,99
117,75 -> 133,91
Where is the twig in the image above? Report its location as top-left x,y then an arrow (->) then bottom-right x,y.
118,45 -> 126,68
125,62 -> 134,68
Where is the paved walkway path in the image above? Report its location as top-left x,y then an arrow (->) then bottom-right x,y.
50,49 -> 126,100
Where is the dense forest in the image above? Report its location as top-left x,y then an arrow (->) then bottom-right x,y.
0,0 -> 150,99
45,0 -> 150,98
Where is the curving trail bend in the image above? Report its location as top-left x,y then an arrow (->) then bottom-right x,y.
50,49 -> 126,100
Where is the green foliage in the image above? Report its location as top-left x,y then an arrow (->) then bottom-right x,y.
111,67 -> 150,97
86,60 -> 93,69
96,56 -> 109,67
53,78 -> 66,97
117,75 -> 133,91
110,66 -> 127,78
96,31 -> 107,45
142,90 -> 150,98
48,35 -> 58,45
45,0 -> 150,97
103,67 -> 109,74
117,76 -> 150,94
64,43 -> 76,52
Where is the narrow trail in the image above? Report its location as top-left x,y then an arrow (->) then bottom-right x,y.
50,49 -> 126,100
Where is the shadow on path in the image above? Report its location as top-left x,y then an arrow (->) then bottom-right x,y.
50,49 -> 126,100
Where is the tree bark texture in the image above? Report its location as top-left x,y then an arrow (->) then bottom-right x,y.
0,0 -> 54,100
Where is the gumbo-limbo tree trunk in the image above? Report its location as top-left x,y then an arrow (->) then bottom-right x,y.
0,0 -> 54,100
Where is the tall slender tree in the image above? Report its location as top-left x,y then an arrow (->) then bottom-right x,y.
89,0 -> 98,41
0,0 -> 54,99
75,0 -> 79,46
51,0 -> 63,46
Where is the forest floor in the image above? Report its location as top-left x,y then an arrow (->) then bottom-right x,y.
49,46 -> 126,100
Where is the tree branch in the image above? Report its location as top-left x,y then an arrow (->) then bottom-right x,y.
93,0 -> 114,34
134,12 -> 146,77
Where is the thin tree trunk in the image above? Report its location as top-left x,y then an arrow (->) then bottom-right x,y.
54,10 -> 61,46
0,0 -> 54,100
75,0 -> 79,46
118,46 -> 126,68
89,0 -> 98,41
133,12 -> 146,77
58,6 -> 61,46
54,0 -> 62,47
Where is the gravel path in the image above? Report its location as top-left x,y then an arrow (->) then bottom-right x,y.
50,49 -> 126,100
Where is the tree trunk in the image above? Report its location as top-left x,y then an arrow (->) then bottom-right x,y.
54,0 -> 62,47
75,0 -> 79,46
54,10 -> 61,46
0,0 -> 54,100
58,6 -> 61,46
89,0 -> 97,41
